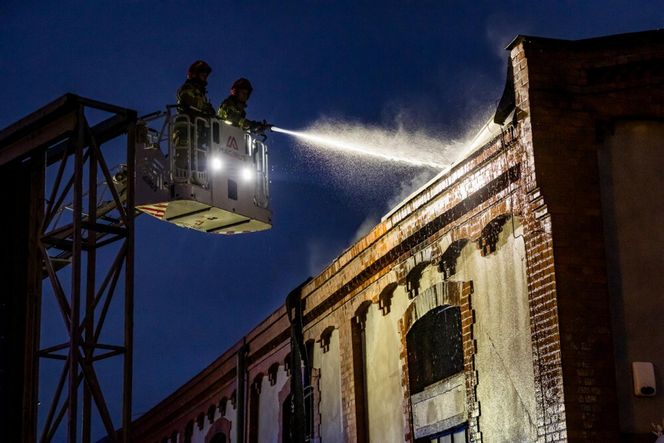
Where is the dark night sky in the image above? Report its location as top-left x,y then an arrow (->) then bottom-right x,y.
2,0 -> 662,435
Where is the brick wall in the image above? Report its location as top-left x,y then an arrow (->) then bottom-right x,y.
513,30 -> 664,442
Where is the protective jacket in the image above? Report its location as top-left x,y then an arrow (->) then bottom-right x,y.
176,79 -> 215,115
217,95 -> 257,131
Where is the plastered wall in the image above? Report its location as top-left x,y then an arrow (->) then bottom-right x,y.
314,329 -> 343,442
364,286 -> 409,442
454,219 -> 538,441
258,367 -> 289,443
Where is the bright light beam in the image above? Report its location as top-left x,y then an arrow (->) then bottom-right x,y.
272,126 -> 448,169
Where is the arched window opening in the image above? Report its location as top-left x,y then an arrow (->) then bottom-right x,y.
351,301 -> 371,441
407,305 -> 463,394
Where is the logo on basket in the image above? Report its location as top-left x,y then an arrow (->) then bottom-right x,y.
226,136 -> 239,150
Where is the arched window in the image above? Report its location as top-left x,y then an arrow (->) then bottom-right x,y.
406,305 -> 463,394
351,301 -> 371,441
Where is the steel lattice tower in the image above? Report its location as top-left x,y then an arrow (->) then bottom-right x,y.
0,94 -> 137,442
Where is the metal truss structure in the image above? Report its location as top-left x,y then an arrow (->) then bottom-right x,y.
0,94 -> 137,442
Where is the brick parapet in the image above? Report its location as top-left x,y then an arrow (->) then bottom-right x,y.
510,39 -> 569,443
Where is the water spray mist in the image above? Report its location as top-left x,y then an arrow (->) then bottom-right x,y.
272,126 -> 450,169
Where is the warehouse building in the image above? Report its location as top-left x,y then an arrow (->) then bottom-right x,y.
131,30 -> 664,443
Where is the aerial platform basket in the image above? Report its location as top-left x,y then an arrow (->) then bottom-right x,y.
134,108 -> 271,234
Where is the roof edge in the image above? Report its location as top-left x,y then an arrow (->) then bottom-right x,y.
506,28 -> 664,50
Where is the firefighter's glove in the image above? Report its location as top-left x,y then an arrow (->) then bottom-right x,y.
249,120 -> 272,134
259,120 -> 273,132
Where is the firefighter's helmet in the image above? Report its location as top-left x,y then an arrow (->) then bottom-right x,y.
231,77 -> 253,96
187,60 -> 212,79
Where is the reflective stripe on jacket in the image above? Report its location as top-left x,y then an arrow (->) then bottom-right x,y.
176,79 -> 214,115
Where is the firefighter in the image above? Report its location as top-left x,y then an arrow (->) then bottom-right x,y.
174,60 -> 215,182
176,60 -> 215,115
217,78 -> 271,133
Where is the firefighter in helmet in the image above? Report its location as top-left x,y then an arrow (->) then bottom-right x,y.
176,60 -> 215,115
218,78 -> 271,133
174,60 -> 215,182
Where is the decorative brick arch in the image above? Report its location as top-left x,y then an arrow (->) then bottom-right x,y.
478,214 -> 509,256
196,412 -> 205,431
405,261 -> 431,299
204,417 -> 231,443
438,238 -> 469,280
284,352 -> 292,376
377,282 -> 398,315
268,362 -> 280,386
317,325 -> 335,353
218,396 -> 228,417
251,373 -> 265,397
229,389 -> 236,409
207,403 -> 217,424
353,300 -> 372,330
